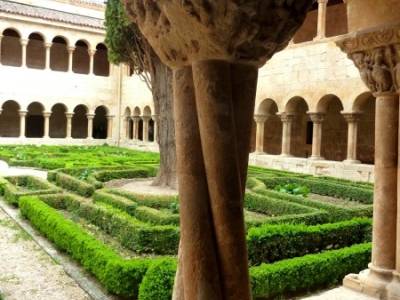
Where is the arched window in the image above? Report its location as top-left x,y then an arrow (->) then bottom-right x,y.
1,29 -> 22,66
93,43 -> 110,77
72,105 -> 88,139
26,102 -> 44,138
93,106 -> 108,139
49,103 -> 67,138
50,36 -> 68,72
0,100 -> 20,137
124,107 -> 133,139
27,32 -> 45,69
73,40 -> 89,74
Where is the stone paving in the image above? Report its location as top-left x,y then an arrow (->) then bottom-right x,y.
302,287 -> 375,300
0,160 -> 47,179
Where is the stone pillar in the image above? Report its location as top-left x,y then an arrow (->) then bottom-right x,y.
280,113 -> 294,157
106,115 -> 114,139
315,0 -> 328,39
45,42 -> 52,70
19,110 -> 27,138
67,46 -> 75,72
337,23 -> 400,299
124,1 -> 313,298
20,38 -> 28,68
343,113 -> 361,164
152,115 -> 159,143
88,49 -> 96,75
254,114 -> 268,154
66,112 -> 73,138
132,116 -> 140,140
308,113 -> 325,160
0,34 -> 3,65
125,117 -> 130,139
86,113 -> 94,139
142,116 -> 150,142
43,112 -> 51,138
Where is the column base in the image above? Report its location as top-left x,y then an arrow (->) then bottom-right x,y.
343,264 -> 394,299
280,154 -> 294,158
343,159 -> 361,164
254,151 -> 266,155
387,272 -> 400,300
309,156 -> 325,161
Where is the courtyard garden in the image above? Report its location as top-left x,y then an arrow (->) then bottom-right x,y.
0,145 -> 374,299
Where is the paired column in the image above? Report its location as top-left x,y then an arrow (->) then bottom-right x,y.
43,112 -> 51,138
88,49 -> 96,75
66,112 -> 73,139
254,114 -> 268,154
125,117 -> 131,139
20,39 -> 28,68
315,0 -> 328,39
86,113 -> 94,139
45,42 -> 52,70
68,46 -> 75,72
309,112 -> 325,160
152,114 -> 159,143
142,116 -> 150,142
280,113 -> 294,157
19,110 -> 27,138
106,115 -> 114,139
343,113 -> 361,164
132,116 -> 140,139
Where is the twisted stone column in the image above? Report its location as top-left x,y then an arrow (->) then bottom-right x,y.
343,113 -> 361,164
254,114 -> 268,154
308,112 -> 325,160
124,1 -> 312,298
280,113 -> 294,157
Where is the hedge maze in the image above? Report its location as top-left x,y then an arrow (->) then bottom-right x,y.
0,145 -> 374,299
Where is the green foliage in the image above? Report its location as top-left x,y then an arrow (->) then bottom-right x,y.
135,206 -> 180,225
275,183 -> 310,197
138,258 -> 177,300
250,243 -> 371,299
53,172 -> 95,197
93,189 -> 138,216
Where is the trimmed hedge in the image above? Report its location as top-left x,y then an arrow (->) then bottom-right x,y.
92,167 -> 157,182
51,172 -> 95,197
247,218 -> 372,265
0,176 -> 60,205
93,190 -> 138,216
135,206 -> 180,225
250,243 -> 371,298
19,196 -> 153,298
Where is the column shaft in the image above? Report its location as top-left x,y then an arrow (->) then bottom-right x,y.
21,39 -> 28,68
133,118 -> 139,139
343,113 -> 361,163
281,114 -> 293,157
143,117 -> 149,142
309,113 -> 325,160
66,113 -> 73,138
89,49 -> 95,75
19,111 -> 27,138
254,115 -> 268,154
68,47 -> 75,72
316,0 -> 328,39
107,116 -> 113,139
0,35 -> 3,65
45,43 -> 51,70
43,112 -> 51,138
87,115 -> 94,139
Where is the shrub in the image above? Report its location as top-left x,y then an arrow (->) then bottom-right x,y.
247,218 -> 372,265
53,172 -> 95,197
135,206 -> 179,225
92,167 -> 157,182
275,183 -> 310,197
19,196 -> 152,298
138,258 -> 177,300
93,190 -> 138,215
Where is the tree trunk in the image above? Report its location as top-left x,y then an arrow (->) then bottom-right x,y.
150,54 -> 177,188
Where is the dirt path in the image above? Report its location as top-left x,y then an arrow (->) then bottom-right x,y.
0,208 -> 90,300
106,178 -> 178,196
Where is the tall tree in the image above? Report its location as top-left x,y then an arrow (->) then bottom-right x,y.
105,0 -> 176,188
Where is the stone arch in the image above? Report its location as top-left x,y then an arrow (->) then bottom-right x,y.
51,36 -> 69,72
318,94 -> 347,161
353,92 -> 376,164
93,43 -> 109,77
26,102 -> 44,138
72,104 -> 88,138
124,107 -> 133,139
143,106 -> 152,116
0,100 -> 20,137
93,105 -> 108,139
73,40 -> 90,74
49,103 -> 67,138
1,28 -> 22,66
27,32 -> 46,69
133,106 -> 141,116
285,97 -> 310,158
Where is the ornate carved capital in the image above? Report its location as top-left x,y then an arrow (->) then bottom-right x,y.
123,0 -> 312,68
308,112 -> 325,123
279,113 -> 295,123
336,24 -> 400,94
342,112 -> 362,123
254,114 -> 269,124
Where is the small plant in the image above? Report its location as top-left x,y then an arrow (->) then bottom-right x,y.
169,202 -> 180,214
78,169 -> 91,181
275,183 -> 310,197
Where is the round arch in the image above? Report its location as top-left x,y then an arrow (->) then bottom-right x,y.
1,28 -> 22,66
93,106 -> 108,139
72,104 -> 88,139
51,36 -> 69,72
73,40 -> 90,74
93,43 -> 109,77
143,106 -> 152,116
26,102 -> 45,138
27,32 -> 45,69
49,103 -> 67,138
133,107 -> 141,116
0,100 -> 20,137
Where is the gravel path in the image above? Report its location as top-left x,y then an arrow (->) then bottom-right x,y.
301,287 -> 375,300
0,161 -> 47,179
0,208 -> 90,300
106,178 -> 178,196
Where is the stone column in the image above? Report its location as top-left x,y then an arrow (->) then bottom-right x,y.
43,112 -> 51,138
315,0 -> 328,39
124,1 -> 312,298
45,42 -> 52,70
132,116 -> 140,140
343,113 -> 361,164
309,113 -> 325,160
152,115 -> 159,143
337,24 -> 400,298
106,115 -> 114,139
254,114 -> 268,154
142,116 -> 150,142
20,38 -> 28,68
88,49 -> 96,75
125,117 -> 130,139
67,46 -> 75,72
280,113 -> 294,157
0,34 -> 3,65
66,112 -> 73,139
19,110 -> 27,138
86,113 -> 94,139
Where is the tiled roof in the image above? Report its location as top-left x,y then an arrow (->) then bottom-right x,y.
0,0 -> 105,29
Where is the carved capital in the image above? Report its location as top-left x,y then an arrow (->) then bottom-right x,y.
142,116 -> 151,122
86,113 -> 95,120
279,113 -> 295,123
308,112 -> 325,123
19,110 -> 27,117
45,42 -> 52,49
254,114 -> 269,124
342,112 -> 362,123
20,38 -> 28,47
43,112 -> 52,118
67,46 -> 76,53
124,0 -> 312,68
151,114 -> 159,122
337,25 -> 400,93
